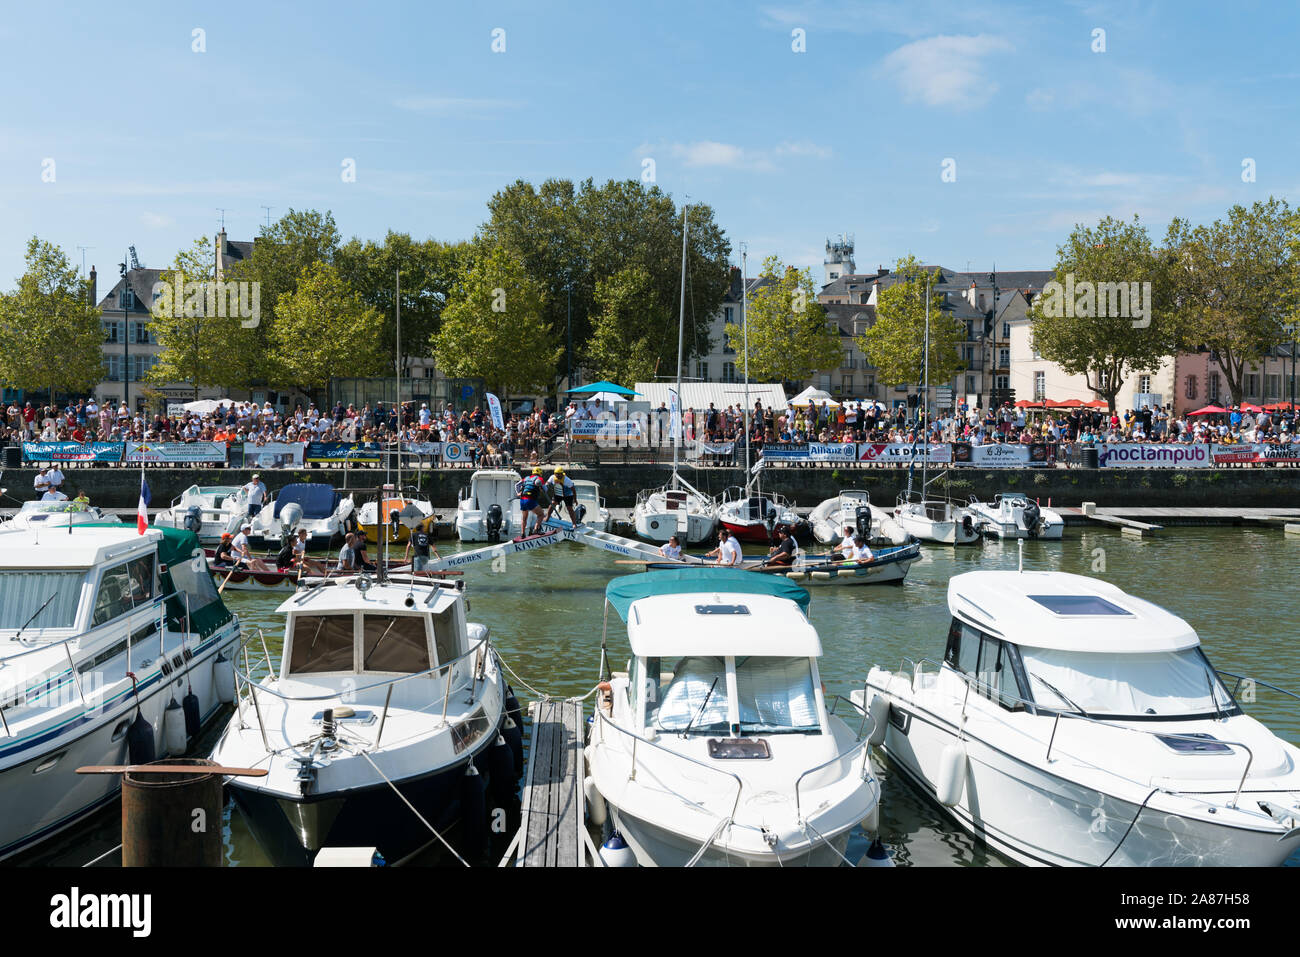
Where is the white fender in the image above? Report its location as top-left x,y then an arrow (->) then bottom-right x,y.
213,652 -> 236,704
935,743 -> 968,807
866,694 -> 890,747
163,697 -> 187,756
584,775 -> 607,827
860,802 -> 880,834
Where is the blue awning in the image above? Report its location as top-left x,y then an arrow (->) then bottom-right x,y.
605,569 -> 810,622
566,381 -> 639,396
275,483 -> 339,519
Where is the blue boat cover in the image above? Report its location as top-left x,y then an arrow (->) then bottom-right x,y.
605,568 -> 810,622
274,483 -> 339,520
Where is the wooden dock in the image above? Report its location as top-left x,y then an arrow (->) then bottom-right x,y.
499,697 -> 599,867
1059,505 -> 1300,537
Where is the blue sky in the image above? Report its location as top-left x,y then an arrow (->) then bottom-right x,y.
2,0 -> 1296,288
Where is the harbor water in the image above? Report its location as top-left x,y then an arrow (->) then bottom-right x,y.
23,526 -> 1300,867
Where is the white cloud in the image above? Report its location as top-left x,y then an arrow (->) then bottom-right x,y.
1025,88 -> 1055,111
878,34 -> 1013,108
657,139 -> 832,171
140,212 -> 173,228
671,141 -> 748,168
393,96 -> 523,114
774,140 -> 832,159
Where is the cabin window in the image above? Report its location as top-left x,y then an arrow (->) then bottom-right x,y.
288,615 -> 355,674
432,609 -> 460,667
734,656 -> 819,733
648,655 -> 729,733
166,551 -> 222,618
946,618 -> 1025,711
91,555 -> 155,627
361,614 -> 430,673
0,571 -> 83,630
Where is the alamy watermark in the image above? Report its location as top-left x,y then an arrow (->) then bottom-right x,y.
151,272 -> 261,328
1039,272 -> 1150,328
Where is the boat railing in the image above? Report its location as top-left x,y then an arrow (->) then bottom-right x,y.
231,630 -> 494,754
906,657 -> 1259,808
794,692 -> 877,825
1216,670 -> 1300,707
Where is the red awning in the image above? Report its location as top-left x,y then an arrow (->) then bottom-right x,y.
1187,405 -> 1227,416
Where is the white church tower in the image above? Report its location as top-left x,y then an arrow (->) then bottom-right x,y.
824,233 -> 856,285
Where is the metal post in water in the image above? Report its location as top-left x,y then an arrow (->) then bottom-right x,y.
121,759 -> 222,866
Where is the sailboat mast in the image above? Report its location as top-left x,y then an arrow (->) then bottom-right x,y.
742,245 -> 750,475
922,271 -> 930,490
395,268 -> 401,497
673,204 -> 689,476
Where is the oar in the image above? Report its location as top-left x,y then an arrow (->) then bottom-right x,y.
217,564 -> 240,594
78,764 -> 267,777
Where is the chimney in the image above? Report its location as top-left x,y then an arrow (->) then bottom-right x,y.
89,266 -> 97,306
215,228 -> 227,280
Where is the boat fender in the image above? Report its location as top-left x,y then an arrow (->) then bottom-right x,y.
163,697 -> 187,756
584,775 -> 607,827
861,837 -> 895,867
127,712 -> 156,765
213,652 -> 236,704
811,571 -> 832,581
935,743 -> 967,807
505,692 -> 522,736
866,694 -> 890,747
459,763 -> 488,860
182,688 -> 201,739
489,734 -> 516,806
599,831 -> 637,867
786,571 -> 806,581
861,802 -> 880,835
501,717 -> 524,779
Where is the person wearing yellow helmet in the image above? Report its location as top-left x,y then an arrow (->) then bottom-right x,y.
546,466 -> 579,525
519,466 -> 549,536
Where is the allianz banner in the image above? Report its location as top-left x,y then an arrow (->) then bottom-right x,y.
761,442 -> 857,462
306,442 -> 383,464
952,443 -> 1049,468
1097,443 -> 1212,468
124,441 -> 227,464
858,443 -> 953,464
22,441 -> 123,462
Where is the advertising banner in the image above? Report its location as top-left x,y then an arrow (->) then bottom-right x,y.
242,442 -> 305,468
858,443 -> 953,465
403,441 -> 442,457
22,441 -> 123,463
570,418 -> 643,438
952,443 -> 1049,468
305,442 -> 383,464
1097,443 -> 1213,468
124,441 -> 227,464
762,442 -> 857,462
440,441 -> 476,463
1212,442 -> 1300,465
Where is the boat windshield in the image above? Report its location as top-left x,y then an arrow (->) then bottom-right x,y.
0,570 -> 84,630
1018,647 -> 1238,719
645,654 -> 820,735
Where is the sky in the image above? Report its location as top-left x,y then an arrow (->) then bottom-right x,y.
1,0 -> 1297,288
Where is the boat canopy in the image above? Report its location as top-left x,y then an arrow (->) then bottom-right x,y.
275,483 -> 339,519
606,569 -> 810,622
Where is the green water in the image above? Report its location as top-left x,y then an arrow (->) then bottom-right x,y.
220,526 -> 1299,867
26,526 -> 1299,867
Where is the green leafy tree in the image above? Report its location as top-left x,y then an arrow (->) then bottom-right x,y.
725,256 -> 840,384
1026,215 -> 1178,412
269,262 -> 385,393
432,246 -> 561,397
0,237 -> 103,398
146,236 -> 262,395
584,265 -> 669,384
1167,198 -> 1298,405
857,256 -> 964,391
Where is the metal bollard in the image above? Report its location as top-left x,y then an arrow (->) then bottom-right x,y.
121,758 -> 223,867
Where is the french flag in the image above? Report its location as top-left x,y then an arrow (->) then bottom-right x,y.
137,473 -> 151,534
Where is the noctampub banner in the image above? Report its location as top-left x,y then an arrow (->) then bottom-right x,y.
1096,443 -> 1213,468
124,441 -> 227,464
22,441 -> 124,462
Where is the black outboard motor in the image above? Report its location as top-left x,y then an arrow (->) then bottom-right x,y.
1022,499 -> 1042,536
961,514 -> 975,537
575,503 -> 587,525
486,503 -> 504,543
855,505 -> 872,539
764,502 -> 778,543
183,505 -> 202,534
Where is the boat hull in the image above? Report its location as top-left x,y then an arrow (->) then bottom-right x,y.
608,804 -> 853,867
634,509 -> 716,545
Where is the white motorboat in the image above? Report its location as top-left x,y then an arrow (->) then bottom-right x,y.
634,480 -> 717,545
968,492 -> 1064,539
587,568 -> 882,866
0,525 -> 242,860
2,500 -> 120,531
572,479 -> 611,532
212,573 -> 516,866
809,490 -> 910,547
355,488 -> 434,545
152,484 -> 248,543
455,469 -> 523,543
855,570 -> 1300,866
250,482 -> 355,549
894,492 -> 980,546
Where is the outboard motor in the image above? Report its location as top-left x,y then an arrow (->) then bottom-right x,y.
280,501 -> 304,536
764,502 -> 778,544
574,503 -> 587,525
961,514 -> 975,537
182,505 -> 202,535
1022,499 -> 1042,536
486,503 -> 504,543
855,505 -> 872,539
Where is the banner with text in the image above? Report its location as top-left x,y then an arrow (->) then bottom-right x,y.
953,443 -> 1049,468
242,442 -> 305,468
569,418 -> 643,438
1211,442 -> 1300,465
440,441 -> 476,463
858,443 -> 953,465
306,442 -> 383,465
22,441 -> 124,463
124,441 -> 227,464
1097,443 -> 1213,468
761,442 -> 857,462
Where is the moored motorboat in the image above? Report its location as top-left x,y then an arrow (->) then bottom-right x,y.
855,570 -> 1300,866
716,485 -> 802,544
809,490 -> 910,547
894,491 -> 980,545
1,500 -> 121,531
249,483 -> 355,548
211,572 -> 515,865
572,479 -> 611,532
968,492 -> 1064,540
355,487 -> 435,545
0,525 -> 241,860
455,469 -> 523,543
152,484 -> 248,544
586,568 -> 882,866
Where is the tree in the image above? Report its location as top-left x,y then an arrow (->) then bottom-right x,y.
857,256 -> 965,391
725,256 -> 840,384
269,262 -> 386,393
1167,198 -> 1298,405
432,246 -> 561,397
584,265 -> 670,384
146,236 -> 262,395
0,237 -> 103,398
1026,215 -> 1178,412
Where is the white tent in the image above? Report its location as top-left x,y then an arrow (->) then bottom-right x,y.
181,398 -> 237,415
789,387 -> 839,408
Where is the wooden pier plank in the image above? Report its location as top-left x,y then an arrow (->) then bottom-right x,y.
518,697 -> 586,867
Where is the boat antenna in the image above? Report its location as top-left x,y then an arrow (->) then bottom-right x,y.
671,203 -> 689,486
741,243 -> 750,477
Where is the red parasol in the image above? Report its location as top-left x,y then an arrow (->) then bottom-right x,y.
1187,405 -> 1227,416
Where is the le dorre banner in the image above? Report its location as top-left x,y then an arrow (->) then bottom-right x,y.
858,443 -> 953,465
